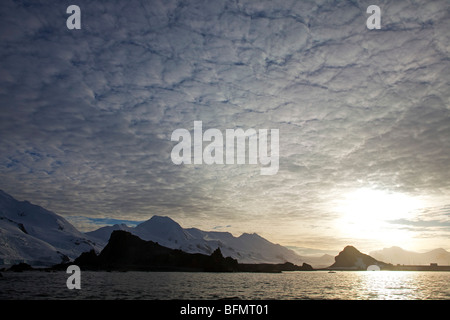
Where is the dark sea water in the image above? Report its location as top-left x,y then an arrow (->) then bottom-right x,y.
0,270 -> 449,300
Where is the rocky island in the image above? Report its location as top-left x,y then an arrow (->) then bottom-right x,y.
328,245 -> 391,270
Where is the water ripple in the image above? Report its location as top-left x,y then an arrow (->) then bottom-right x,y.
0,271 -> 449,300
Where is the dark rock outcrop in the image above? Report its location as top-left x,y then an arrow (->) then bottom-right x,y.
329,246 -> 390,270
72,230 -> 239,272
61,230 -> 313,273
237,261 -> 313,272
8,262 -> 34,272
301,262 -> 314,271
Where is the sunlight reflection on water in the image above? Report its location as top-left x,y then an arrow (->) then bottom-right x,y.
0,270 -> 449,300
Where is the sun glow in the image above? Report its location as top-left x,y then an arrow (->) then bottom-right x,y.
334,188 -> 425,246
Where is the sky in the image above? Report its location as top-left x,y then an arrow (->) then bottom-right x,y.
0,0 -> 449,255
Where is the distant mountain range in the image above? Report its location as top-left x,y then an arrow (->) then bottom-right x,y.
0,190 -> 449,268
0,190 -> 321,267
370,246 -> 450,266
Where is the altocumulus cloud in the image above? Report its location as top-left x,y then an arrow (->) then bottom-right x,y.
0,0 -> 449,251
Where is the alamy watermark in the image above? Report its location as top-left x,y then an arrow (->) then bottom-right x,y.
366,5 -> 381,30
66,5 -> 81,30
66,265 -> 81,289
171,121 -> 279,175
65,5 -> 380,30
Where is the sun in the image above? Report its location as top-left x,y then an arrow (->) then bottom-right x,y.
334,188 -> 424,246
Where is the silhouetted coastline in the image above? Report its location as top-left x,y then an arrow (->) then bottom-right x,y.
4,233 -> 449,273
51,230 -> 314,273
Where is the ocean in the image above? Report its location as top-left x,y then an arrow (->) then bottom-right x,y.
1,270 -> 449,300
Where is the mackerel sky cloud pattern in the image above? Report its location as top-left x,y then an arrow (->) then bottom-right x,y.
0,0 -> 449,252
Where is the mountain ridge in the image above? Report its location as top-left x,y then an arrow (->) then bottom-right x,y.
0,190 -> 101,266
0,190 -> 311,267
59,230 -> 314,273
1,190 -> 449,268
86,215 -> 307,265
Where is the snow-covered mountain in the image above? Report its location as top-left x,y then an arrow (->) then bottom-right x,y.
86,215 -> 306,265
0,190 -> 101,266
0,190 -> 320,267
370,246 -> 450,266
12,188 -> 448,269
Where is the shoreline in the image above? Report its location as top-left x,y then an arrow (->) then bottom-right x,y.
3,265 -> 450,273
